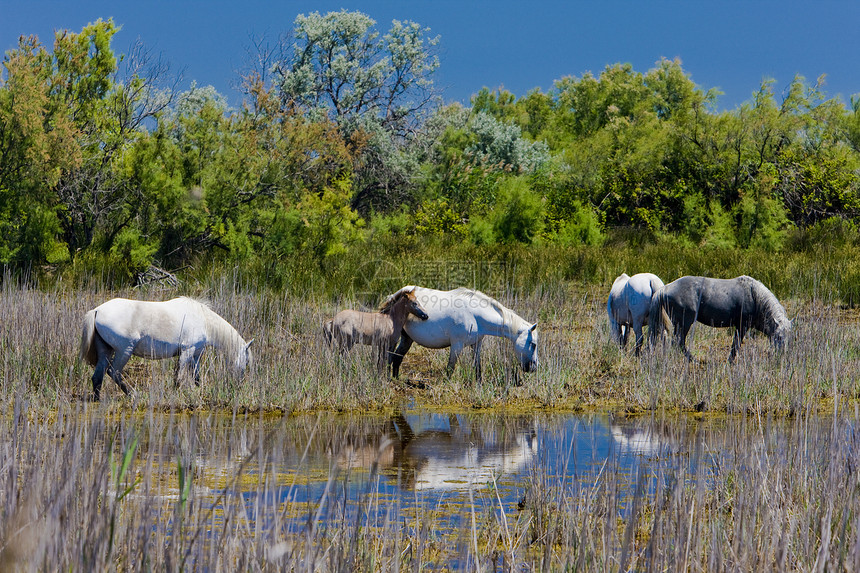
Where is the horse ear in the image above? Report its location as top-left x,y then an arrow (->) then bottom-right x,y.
246,339 -> 254,348
529,322 -> 538,332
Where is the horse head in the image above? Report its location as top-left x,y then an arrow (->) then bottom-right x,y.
771,320 -> 792,352
235,339 -> 254,375
381,289 -> 429,321
404,291 -> 429,320
514,323 -> 539,372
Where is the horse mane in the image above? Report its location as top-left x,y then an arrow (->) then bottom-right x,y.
740,276 -> 790,335
450,287 -> 528,330
379,286 -> 416,314
180,296 -> 245,349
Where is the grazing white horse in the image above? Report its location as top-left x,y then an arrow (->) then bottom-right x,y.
388,286 -> 538,381
80,297 -> 253,400
607,272 -> 667,355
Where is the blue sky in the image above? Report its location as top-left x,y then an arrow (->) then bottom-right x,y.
3,1 -> 860,110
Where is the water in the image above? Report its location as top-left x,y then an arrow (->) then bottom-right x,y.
100,406 -> 839,565
120,410 -> 788,526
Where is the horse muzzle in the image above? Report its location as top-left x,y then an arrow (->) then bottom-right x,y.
521,360 -> 538,373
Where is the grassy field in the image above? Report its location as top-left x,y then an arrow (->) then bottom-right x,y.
2,245 -> 859,416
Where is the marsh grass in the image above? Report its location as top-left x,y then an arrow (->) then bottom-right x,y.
1,265 -> 859,415
4,245 -> 860,568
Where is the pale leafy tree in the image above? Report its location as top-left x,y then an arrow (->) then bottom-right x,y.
273,10 -> 440,213
466,112 -> 550,173
276,10 -> 438,130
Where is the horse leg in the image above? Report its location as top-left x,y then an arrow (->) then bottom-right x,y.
175,348 -> 196,388
92,356 -> 110,402
109,347 -> 134,396
323,321 -> 334,348
192,349 -> 204,385
390,331 -> 413,378
620,326 -> 629,349
472,339 -> 484,382
341,332 -> 355,353
446,343 -> 465,377
373,340 -> 388,373
633,322 -> 645,356
384,337 -> 399,375
676,320 -> 694,362
90,336 -> 112,401
729,327 -> 746,363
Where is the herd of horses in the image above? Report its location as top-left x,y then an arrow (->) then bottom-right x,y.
79,274 -> 791,401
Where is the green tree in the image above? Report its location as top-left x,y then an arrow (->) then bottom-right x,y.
0,35 -> 78,263
49,20 -> 174,255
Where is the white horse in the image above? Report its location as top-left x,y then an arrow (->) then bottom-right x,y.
388,286 -> 538,381
607,272 -> 667,355
80,297 -> 253,400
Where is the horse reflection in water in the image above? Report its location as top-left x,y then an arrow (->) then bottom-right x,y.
610,416 -> 702,457
335,414 -> 538,490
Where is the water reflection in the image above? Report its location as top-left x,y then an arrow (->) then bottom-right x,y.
118,408 -> 827,544
137,410 -> 708,503
336,413 -> 539,490
609,416 -> 682,457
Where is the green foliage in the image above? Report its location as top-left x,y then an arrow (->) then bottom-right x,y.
787,216 -> 860,251
367,207 -> 416,241
468,216 -> 496,246
273,10 -> 440,215
297,175 -> 366,260
735,191 -> 790,251
276,10 -> 438,125
3,18 -> 860,281
109,227 -> 158,278
490,176 -> 544,244
702,202 -> 738,249
466,112 -> 550,173
549,202 -> 604,246
16,204 -> 70,264
414,198 -> 467,237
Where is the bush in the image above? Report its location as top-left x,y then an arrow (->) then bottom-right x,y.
735,191 -> 790,251
550,201 -> 604,246
491,176 -> 544,243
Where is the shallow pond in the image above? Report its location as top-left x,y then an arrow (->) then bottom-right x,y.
5,402 -> 845,569
119,407 -> 834,539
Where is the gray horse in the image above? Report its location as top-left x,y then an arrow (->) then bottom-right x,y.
648,275 -> 791,362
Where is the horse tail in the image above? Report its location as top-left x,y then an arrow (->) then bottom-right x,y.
660,306 -> 673,336
607,278 -> 623,345
648,289 -> 667,345
80,310 -> 99,366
